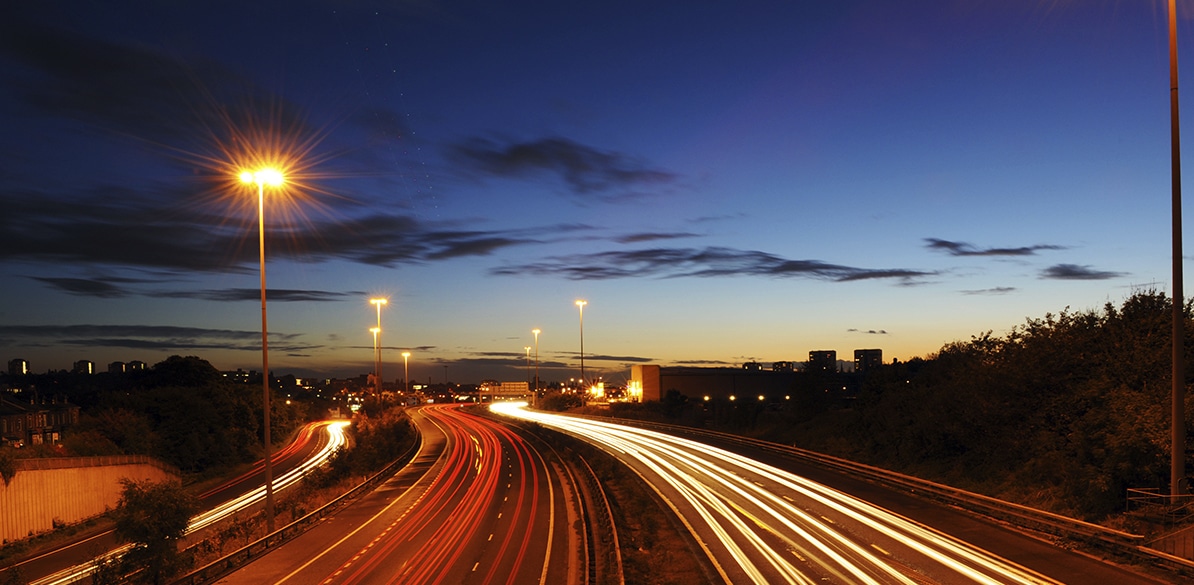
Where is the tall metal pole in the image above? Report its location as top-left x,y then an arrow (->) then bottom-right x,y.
370,327 -> 380,394
1170,0 -> 1187,498
256,181 -> 275,532
403,351 -> 411,394
532,328 -> 541,405
576,300 -> 587,388
371,299 -> 386,396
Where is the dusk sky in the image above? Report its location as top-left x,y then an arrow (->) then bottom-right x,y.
1,1 -> 1190,384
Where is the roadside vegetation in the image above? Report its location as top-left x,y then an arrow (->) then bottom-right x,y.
597,290 -> 1193,524
0,362 -> 415,582
3,356 -> 309,478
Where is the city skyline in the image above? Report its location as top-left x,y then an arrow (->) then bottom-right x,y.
2,2 -> 1191,383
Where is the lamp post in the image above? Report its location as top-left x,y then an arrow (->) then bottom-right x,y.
575,300 -> 587,388
370,298 -> 387,395
370,327 -> 380,394
402,351 -> 411,395
532,328 -> 541,404
239,167 -> 284,533
1168,0 -> 1186,497
525,346 -> 532,395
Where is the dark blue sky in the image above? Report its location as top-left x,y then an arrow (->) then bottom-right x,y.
1,1 -> 1190,383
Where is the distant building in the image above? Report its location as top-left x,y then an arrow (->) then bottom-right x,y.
0,395 -> 80,447
630,364 -> 798,403
854,349 -> 883,373
8,359 -> 28,376
742,361 -> 762,371
108,361 -> 126,374
128,361 -> 147,371
807,350 -> 837,374
72,360 -> 94,375
772,361 -> 795,372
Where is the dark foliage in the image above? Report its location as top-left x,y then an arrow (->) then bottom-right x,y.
305,407 -> 416,488
111,478 -> 200,584
86,356 -> 306,474
607,291 -> 1193,521
847,290 -> 1191,518
539,391 -> 584,411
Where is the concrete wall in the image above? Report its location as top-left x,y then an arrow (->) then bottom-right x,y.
0,456 -> 178,544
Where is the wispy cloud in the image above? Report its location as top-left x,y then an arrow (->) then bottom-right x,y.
447,136 -> 677,200
961,286 -> 1017,295
30,277 -> 141,299
156,288 -> 362,302
493,246 -> 934,283
0,324 -> 316,353
1,186 -> 547,275
847,328 -> 889,335
1040,264 -> 1124,280
614,232 -> 699,244
925,238 -> 1064,257
28,275 -> 363,302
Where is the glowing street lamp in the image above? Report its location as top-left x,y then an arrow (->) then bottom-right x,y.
370,298 -> 387,395
575,300 -> 587,387
532,328 -> 541,403
402,351 -> 411,394
239,166 -> 284,533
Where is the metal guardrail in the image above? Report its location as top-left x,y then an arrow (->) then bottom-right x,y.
572,452 -> 624,585
170,434 -> 422,585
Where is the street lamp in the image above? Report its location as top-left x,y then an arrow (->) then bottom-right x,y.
1168,0 -> 1187,497
532,328 -> 541,404
575,299 -> 587,388
402,351 -> 411,395
370,327 -> 380,394
239,166 -> 284,533
370,298 -> 387,395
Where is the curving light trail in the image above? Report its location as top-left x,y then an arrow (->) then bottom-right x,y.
314,405 -> 555,585
28,420 -> 349,585
491,402 -> 1060,585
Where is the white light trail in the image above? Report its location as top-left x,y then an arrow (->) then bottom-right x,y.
490,402 -> 1059,585
29,420 -> 350,585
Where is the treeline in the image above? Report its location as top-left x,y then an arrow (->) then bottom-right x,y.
304,407 -> 416,490
847,290 -> 1193,519
615,291 -> 1193,521
12,355 -> 309,475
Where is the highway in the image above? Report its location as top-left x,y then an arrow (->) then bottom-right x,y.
491,402 -> 1170,585
4,419 -> 347,585
214,404 -> 580,585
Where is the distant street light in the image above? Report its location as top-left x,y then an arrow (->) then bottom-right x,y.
575,300 -> 587,388
239,166 -> 284,533
532,328 -> 541,404
370,298 -> 387,395
402,351 -> 411,395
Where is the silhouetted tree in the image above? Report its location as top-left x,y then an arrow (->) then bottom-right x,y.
112,478 -> 199,584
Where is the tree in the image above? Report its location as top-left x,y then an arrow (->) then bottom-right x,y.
0,447 -> 15,486
112,478 -> 199,584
